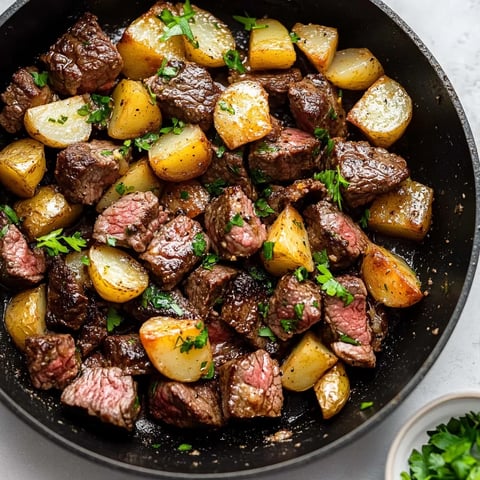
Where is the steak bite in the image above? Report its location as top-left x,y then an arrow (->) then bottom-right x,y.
266,273 -> 323,341
148,378 -> 225,428
328,139 -> 410,208
103,334 -> 153,376
204,186 -> 266,261
60,366 -> 140,431
144,59 -> 220,131
76,302 -> 108,358
0,66 -> 55,134
288,73 -> 347,138
303,200 -> 369,270
219,349 -> 283,419
25,333 -> 80,390
40,12 -> 123,96
323,274 -> 376,368
0,212 -> 46,287
140,215 -> 209,290
93,191 -> 168,253
248,126 -> 322,183
55,139 -> 124,205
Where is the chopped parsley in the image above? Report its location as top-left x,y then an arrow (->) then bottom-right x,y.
225,213 -> 244,233
77,93 -> 112,127
115,182 -> 135,196
314,166 -> 349,210
262,241 -> 275,261
258,326 -> 276,342
223,49 -> 246,73
0,204 -> 20,225
204,178 -> 228,196
141,285 -> 184,316
254,198 -> 275,218
233,13 -> 268,31
178,443 -> 193,452
156,58 -> 179,80
359,208 -> 370,229
158,0 -> 198,48
191,232 -> 207,256
280,318 -> 297,334
218,100 -> 235,115
106,306 -> 123,332
134,131 -> 160,151
339,333 -> 361,345
201,252 -> 219,270
294,266 -> 308,282
200,361 -> 215,379
289,31 -> 300,43
159,117 -> 185,135
35,229 -> 87,256
30,70 -> 49,87
313,127 -> 335,157
359,401 -> 374,411
176,322 -> 209,353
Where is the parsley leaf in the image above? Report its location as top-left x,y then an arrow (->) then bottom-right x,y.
176,322 -> 208,353
159,0 -> 198,48
225,213 -> 244,233
201,253 -> 219,270
258,326 -> 276,342
141,285 -> 184,316
106,306 -> 123,333
314,166 -> 349,210
77,93 -> 112,127
254,198 -> 275,218
233,13 -> 268,31
30,71 -> 49,87
36,229 -> 87,256
223,49 -> 246,73
192,232 -> 207,257
0,204 -> 20,225
156,58 -> 179,80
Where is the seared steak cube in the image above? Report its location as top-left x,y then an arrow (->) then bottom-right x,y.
303,200 -> 369,270
148,378 -> 224,428
40,12 -> 123,96
0,66 -> 54,134
103,334 -> 153,376
25,333 -> 80,390
77,303 -> 108,358
60,366 -> 140,430
159,180 -> 210,219
93,191 -> 168,253
219,349 -> 283,419
248,127 -> 322,183
204,186 -> 266,261
328,139 -> 410,208
144,59 -> 220,131
140,215 -> 209,290
266,273 -> 323,341
55,140 -> 123,205
288,73 -> 347,138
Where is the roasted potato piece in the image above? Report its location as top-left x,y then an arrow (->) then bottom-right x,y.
291,23 -> 338,73
368,178 -> 434,241
159,179 -> 210,218
347,75 -> 413,148
116,1 -> 186,79
0,138 -> 46,198
361,242 -> 424,308
281,330 -> 338,392
214,80 -> 272,150
325,48 -> 384,90
96,158 -> 163,213
262,204 -> 314,276
139,317 -> 213,382
148,123 -> 212,182
14,185 -> 83,241
314,362 -> 350,419
4,284 -> 47,351
108,79 -> 162,140
24,95 -> 92,148
64,250 -> 93,290
88,244 -> 149,303
248,18 -> 296,70
177,3 -> 235,67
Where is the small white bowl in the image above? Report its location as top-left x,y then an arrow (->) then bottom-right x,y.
385,391 -> 480,479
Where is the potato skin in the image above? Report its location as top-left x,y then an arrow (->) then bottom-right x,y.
314,362 -> 350,419
0,138 -> 46,198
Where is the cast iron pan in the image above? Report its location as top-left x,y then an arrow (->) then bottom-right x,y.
0,0 -> 479,477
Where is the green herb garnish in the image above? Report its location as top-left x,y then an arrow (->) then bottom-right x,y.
254,198 -> 275,218
159,117 -> 185,135
314,166 -> 349,210
36,229 -> 87,256
360,401 -> 374,411
313,127 -> 335,157
106,306 -> 123,332
225,213 -> 244,233
192,232 -> 207,256
176,322 -> 208,353
141,285 -> 184,316
262,241 -> 275,261
156,58 -> 179,80
258,326 -> 276,342
0,204 -> 20,225
294,266 -> 308,282
339,333 -> 361,345
201,253 -> 219,270
178,443 -> 193,452
233,13 -> 268,31
159,0 -> 198,48
30,71 -> 49,87
223,49 -> 246,73
77,93 -> 112,127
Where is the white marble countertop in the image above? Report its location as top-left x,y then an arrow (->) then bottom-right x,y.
0,0 -> 479,479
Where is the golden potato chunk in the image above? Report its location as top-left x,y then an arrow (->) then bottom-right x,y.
325,47 -> 384,90
314,362 -> 350,419
108,79 -> 162,140
262,204 -> 314,277
361,242 -> 424,308
248,18 -> 296,70
24,95 -> 92,148
292,23 -> 338,73
0,138 -> 46,198
281,331 -> 338,392
368,178 -> 434,241
347,75 -> 413,148
88,244 -> 149,303
139,316 -> 213,382
214,80 -> 272,150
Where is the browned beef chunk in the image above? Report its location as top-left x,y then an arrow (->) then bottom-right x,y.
60,366 -> 140,430
288,73 -> 347,138
328,139 -> 410,208
201,146 -> 257,200
204,186 -> 266,261
140,215 -> 208,290
303,200 -> 369,270
183,263 -> 239,317
25,333 -> 80,390
229,68 -> 303,106
0,66 -> 54,134
125,286 -> 200,323
248,127 -> 322,183
219,349 -> 283,419
40,12 -> 123,96
77,303 -> 108,358
144,59 -> 220,131
55,140 -> 123,205
46,256 -> 89,331
323,274 -> 376,368
93,191 -> 168,252
159,180 -> 210,219
148,378 -> 224,428
103,334 -> 153,376
367,299 -> 389,352
220,272 -> 272,350
0,212 -> 46,287
266,273 -> 323,341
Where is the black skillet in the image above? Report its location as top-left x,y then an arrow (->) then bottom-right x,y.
0,0 -> 479,477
